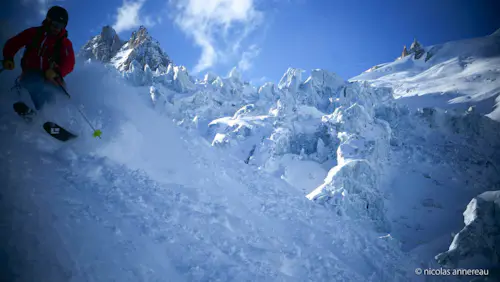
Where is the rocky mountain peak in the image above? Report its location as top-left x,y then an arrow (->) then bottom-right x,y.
128,25 -> 151,48
409,38 -> 423,53
78,25 -> 123,63
80,25 -> 172,73
401,45 -> 408,58
399,38 -> 425,60
114,25 -> 171,72
101,25 -> 119,42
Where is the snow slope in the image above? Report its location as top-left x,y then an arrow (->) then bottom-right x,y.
351,30 -> 500,121
177,39 -> 500,279
349,30 -> 500,276
155,60 -> 500,278
3,24 -> 500,282
119,39 -> 500,275
106,27 -> 500,276
0,63 -> 424,281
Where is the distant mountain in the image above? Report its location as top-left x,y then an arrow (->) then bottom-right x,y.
79,25 -> 172,73
79,26 -> 124,63
351,29 -> 500,121
111,26 -> 172,72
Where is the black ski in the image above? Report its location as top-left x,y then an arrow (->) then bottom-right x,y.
13,101 -> 36,122
43,122 -> 77,142
13,102 -> 77,142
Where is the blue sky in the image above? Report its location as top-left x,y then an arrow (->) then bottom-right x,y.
3,0 -> 500,84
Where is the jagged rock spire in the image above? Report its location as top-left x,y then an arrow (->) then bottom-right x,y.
401,45 -> 408,58
116,25 -> 172,72
402,38 -> 425,60
410,38 -> 422,52
79,25 -> 172,72
79,25 -> 123,62
128,25 -> 151,48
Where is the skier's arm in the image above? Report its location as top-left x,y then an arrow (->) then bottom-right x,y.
58,38 -> 75,78
2,27 -> 37,60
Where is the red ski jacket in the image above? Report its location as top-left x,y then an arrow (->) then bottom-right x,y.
3,25 -> 75,78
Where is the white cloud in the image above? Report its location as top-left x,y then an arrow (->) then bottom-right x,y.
112,0 -> 159,34
171,0 -> 264,73
22,0 -> 66,18
238,44 -> 260,71
112,0 -> 145,33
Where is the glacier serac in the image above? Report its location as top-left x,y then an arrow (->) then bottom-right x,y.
77,25 -> 500,275
1,24 -> 500,281
435,191 -> 500,269
0,60 -> 424,282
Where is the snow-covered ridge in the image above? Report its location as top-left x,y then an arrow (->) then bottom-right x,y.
351,29 -> 500,121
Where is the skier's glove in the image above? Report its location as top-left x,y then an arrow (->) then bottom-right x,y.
2,59 -> 14,70
45,69 -> 59,80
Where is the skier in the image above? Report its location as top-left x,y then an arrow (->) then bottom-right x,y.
2,5 -> 75,111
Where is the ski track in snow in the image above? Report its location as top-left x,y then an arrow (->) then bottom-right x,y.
0,66 -> 425,282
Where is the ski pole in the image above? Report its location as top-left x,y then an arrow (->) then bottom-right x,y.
55,80 -> 102,139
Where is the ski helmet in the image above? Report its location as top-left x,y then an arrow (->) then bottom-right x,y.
46,6 -> 68,26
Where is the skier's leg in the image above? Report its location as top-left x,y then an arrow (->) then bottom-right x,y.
19,71 -> 56,111
43,80 -> 66,98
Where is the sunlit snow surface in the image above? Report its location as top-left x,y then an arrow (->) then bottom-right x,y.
349,31 -> 500,274
2,28 -> 500,282
351,31 -> 500,121
0,64 -> 423,282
